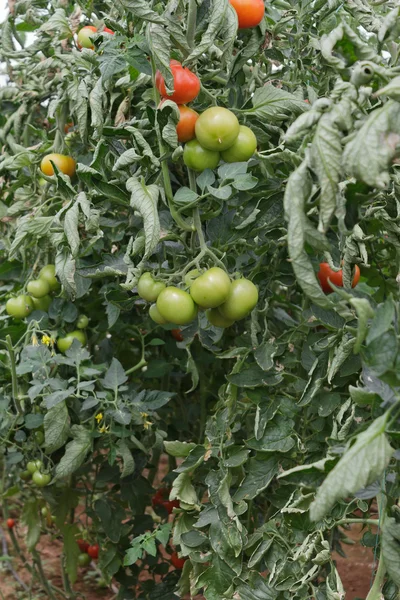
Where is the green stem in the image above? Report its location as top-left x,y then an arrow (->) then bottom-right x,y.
365,554 -> 386,600
335,518 -> 379,527
186,0 -> 197,49
126,357 -> 147,375
6,335 -> 21,415
193,207 -> 207,252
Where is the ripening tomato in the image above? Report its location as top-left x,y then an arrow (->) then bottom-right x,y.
155,60 -> 200,105
77,539 -> 90,553
149,303 -> 168,325
157,287 -> 198,325
221,125 -> 257,163
229,0 -> 265,29
195,107 -> 240,152
87,544 -> 99,559
57,330 -> 87,353
32,295 -> 52,312
138,273 -> 166,302
207,308 -> 235,328
78,553 -> 91,566
218,278 -> 258,321
7,518 -> 15,529
103,27 -> 114,34
317,263 -> 361,294
6,295 -> 34,319
190,267 -> 231,308
77,314 -> 89,329
40,154 -> 76,177
39,264 -> 60,292
170,552 -> 186,569
27,460 -> 43,474
32,471 -> 51,487
171,329 -> 184,342
177,105 -> 199,143
27,279 -> 50,299
183,140 -> 220,172
77,25 -> 97,49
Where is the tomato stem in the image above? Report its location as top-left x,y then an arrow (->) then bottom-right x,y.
186,0 -> 197,49
6,335 -> 22,415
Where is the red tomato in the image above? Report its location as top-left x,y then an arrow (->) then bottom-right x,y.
170,551 -> 186,569
87,544 -> 99,559
171,329 -> 184,342
317,263 -> 361,294
229,0 -> 265,29
64,122 -> 74,133
77,539 -> 90,553
155,60 -> 200,105
176,105 -> 199,143
103,27 -> 114,34
6,518 -> 15,529
152,488 -> 179,514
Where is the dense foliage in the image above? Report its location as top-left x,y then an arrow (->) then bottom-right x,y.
1,0 -> 400,598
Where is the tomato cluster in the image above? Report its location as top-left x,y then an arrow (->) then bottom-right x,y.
139,268 -> 258,329
6,264 -> 59,319
76,539 -> 99,564
152,488 -> 179,514
23,460 -> 51,487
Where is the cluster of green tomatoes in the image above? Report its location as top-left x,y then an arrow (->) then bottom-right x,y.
138,267 -> 258,328
20,459 -> 51,488
6,264 -> 60,318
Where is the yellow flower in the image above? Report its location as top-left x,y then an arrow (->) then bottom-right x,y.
95,412 -> 103,423
98,424 -> 109,434
140,412 -> 149,419
31,334 -> 39,346
143,420 -> 153,430
42,334 -> 52,346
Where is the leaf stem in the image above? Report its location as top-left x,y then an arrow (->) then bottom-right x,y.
186,0 -> 197,49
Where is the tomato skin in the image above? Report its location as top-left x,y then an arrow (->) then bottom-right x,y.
27,279 -> 50,299
218,278 -> 258,320
39,264 -> 60,292
32,471 -> 51,487
7,518 -> 15,529
190,267 -> 231,308
77,25 -> 97,49
229,0 -> 265,29
77,315 -> 89,329
27,460 -> 43,474
221,125 -> 257,163
57,330 -> 87,353
183,140 -> 220,172
195,107 -> 240,152
138,273 -> 166,302
87,544 -> 99,559
77,539 -> 90,553
149,304 -> 168,325
156,60 -> 200,105
177,105 -> 199,143
170,552 -> 186,569
157,287 -> 198,325
78,553 -> 91,566
171,329 -> 184,342
103,27 -> 114,34
40,154 -> 76,177
6,295 -> 34,319
32,295 -> 52,312
207,308 -> 235,328
317,263 -> 361,294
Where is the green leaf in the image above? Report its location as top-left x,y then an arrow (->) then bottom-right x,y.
254,341 -> 277,371
349,297 -> 375,353
248,85 -> 310,122
234,455 -> 279,501
185,0 -> 229,63
366,297 -> 395,345
126,177 -> 160,260
44,400 -> 70,453
62,524 -> 80,584
381,517 -> 400,586
170,472 -> 198,507
55,425 -> 92,479
117,440 -> 135,478
22,498 -> 41,550
164,441 -> 197,457
103,358 -> 128,391
118,0 -> 165,23
246,417 -> 295,453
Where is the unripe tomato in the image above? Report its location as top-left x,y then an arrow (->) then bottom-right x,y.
218,278 -> 258,320
7,518 -> 15,529
77,314 -> 89,329
78,553 -> 91,566
195,107 -> 240,152
77,539 -> 90,553
41,507 -> 48,517
34,430 -> 44,445
171,329 -> 184,342
27,460 -> 43,474
39,264 -> 60,292
317,263 -> 361,294
77,25 -> 97,49
207,308 -> 235,328
190,267 -> 231,308
157,287 -> 198,325
6,295 -> 34,319
40,154 -> 76,177
27,279 -> 50,299
32,295 -> 52,312
184,269 -> 201,287
87,544 -> 99,559
57,330 -> 87,353
177,105 -> 199,143
32,471 -> 51,487
138,273 -> 166,302
229,0 -> 265,29
103,27 -> 114,34
170,552 -> 186,569
155,60 -> 200,105
20,470 -> 32,481
183,140 -> 220,172
221,125 -> 257,163
149,304 -> 168,325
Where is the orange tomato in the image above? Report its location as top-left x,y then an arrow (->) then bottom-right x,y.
40,154 -> 76,177
176,105 -> 199,143
229,0 -> 265,29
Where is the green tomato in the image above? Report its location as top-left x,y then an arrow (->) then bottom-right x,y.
149,304 -> 168,325
138,273 -> 166,302
27,460 -> 43,474
32,471 -> 51,488
221,126 -> 257,163
39,264 -> 60,292
6,295 -> 34,319
20,470 -> 32,481
27,279 -> 50,298
34,431 -> 44,445
195,107 -> 240,152
77,25 -> 97,49
41,507 -> 48,517
218,278 -> 258,321
157,287 -> 198,325
207,308 -> 235,328
78,553 -> 91,567
190,267 -> 231,308
57,330 -> 87,353
77,315 -> 89,329
32,295 -> 52,312
183,140 -> 220,172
